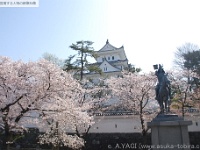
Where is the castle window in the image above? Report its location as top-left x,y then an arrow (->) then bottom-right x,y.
112,56 -> 114,60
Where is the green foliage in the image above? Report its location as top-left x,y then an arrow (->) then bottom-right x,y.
174,42 -> 199,68
126,64 -> 141,73
182,49 -> 200,88
65,40 -> 100,80
174,43 -> 200,95
63,55 -> 79,72
87,65 -> 102,75
183,50 -> 200,75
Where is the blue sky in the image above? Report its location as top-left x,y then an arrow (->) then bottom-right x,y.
1,0 -> 200,72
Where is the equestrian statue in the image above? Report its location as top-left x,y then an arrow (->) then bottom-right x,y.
154,64 -> 171,114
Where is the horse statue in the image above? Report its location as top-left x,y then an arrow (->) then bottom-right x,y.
154,64 -> 171,114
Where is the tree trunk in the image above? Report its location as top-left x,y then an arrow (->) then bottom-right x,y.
5,132 -> 12,150
7,143 -> 10,150
139,101 -> 148,145
140,113 -> 146,136
182,102 -> 185,118
52,146 -> 59,150
80,49 -> 84,81
2,114 -> 12,150
140,112 -> 148,145
53,122 -> 59,150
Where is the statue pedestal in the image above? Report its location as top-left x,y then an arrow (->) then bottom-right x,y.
147,114 -> 192,150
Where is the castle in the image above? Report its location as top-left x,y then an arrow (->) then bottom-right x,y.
85,39 -> 128,80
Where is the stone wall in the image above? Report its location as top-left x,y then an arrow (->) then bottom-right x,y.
1,131 -> 200,150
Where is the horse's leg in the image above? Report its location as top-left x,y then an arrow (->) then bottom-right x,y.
164,93 -> 171,113
165,97 -> 168,113
168,98 -> 171,112
157,99 -> 161,113
160,99 -> 164,114
162,102 -> 164,113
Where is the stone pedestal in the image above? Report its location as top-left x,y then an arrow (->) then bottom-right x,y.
147,114 -> 192,150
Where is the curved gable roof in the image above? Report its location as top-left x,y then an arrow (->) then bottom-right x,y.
99,39 -> 118,51
99,60 -> 121,72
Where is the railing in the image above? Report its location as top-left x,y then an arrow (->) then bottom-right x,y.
93,111 -> 136,116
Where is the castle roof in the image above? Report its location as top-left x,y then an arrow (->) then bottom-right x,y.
87,59 -> 128,67
99,39 -> 124,52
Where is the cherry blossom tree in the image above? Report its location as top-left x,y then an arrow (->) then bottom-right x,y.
73,79 -> 108,139
0,56 -> 93,150
36,73 -> 107,149
0,56 -> 44,149
33,60 -> 94,150
106,72 -> 156,137
169,70 -> 196,117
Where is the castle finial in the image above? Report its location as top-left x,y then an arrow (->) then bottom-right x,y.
106,39 -> 109,44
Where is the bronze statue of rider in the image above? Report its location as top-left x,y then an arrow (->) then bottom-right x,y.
154,64 -> 171,101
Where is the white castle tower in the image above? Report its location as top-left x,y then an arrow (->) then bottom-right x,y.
86,39 -> 128,80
